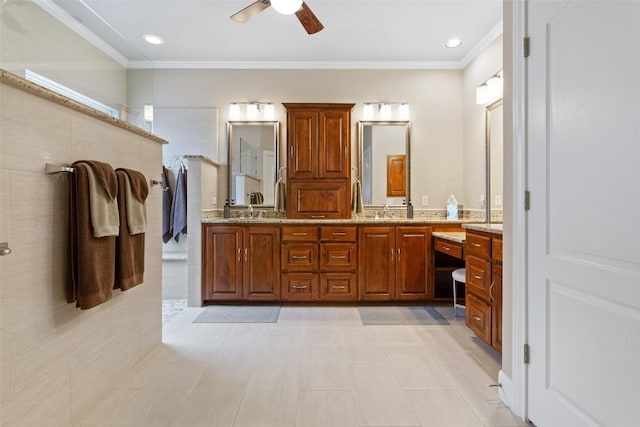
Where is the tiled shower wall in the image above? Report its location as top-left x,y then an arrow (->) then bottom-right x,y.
0,81 -> 163,425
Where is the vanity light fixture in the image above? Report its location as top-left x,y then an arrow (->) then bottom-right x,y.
270,0 -> 303,15
229,102 -> 275,121
476,70 -> 503,105
143,104 -> 154,122
362,102 -> 410,120
142,34 -> 165,45
445,38 -> 463,48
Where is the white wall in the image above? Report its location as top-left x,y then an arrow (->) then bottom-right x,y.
462,35 -> 504,214
129,68 -> 465,210
0,80 -> 163,425
0,1 -> 128,112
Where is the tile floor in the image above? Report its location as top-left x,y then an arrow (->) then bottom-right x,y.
75,306 -> 527,427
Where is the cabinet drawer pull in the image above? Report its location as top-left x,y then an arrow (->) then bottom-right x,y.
443,246 -> 451,251
472,315 -> 482,322
311,215 -> 326,218
331,285 -> 346,289
331,255 -> 347,259
292,255 -> 308,260
292,232 -> 308,236
292,285 -> 308,290
332,232 -> 346,236
473,275 -> 482,280
471,243 -> 482,247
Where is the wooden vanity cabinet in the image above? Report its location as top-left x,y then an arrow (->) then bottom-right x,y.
464,229 -> 502,352
202,225 -> 280,302
358,226 -> 430,301
284,103 -> 354,219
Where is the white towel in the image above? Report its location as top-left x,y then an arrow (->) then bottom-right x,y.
274,180 -> 286,213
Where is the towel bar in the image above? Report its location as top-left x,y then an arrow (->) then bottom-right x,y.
46,163 -> 163,188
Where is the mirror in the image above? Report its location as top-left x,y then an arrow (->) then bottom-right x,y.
227,121 -> 280,206
358,121 -> 411,207
486,99 -> 503,223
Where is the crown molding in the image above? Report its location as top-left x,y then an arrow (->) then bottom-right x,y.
459,21 -> 504,68
127,60 -> 467,70
33,0 -> 129,68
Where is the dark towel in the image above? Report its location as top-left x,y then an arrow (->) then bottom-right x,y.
114,170 -> 146,291
171,167 -> 187,242
162,166 -> 173,243
67,163 -> 116,309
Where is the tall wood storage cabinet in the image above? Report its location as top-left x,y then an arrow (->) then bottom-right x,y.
284,103 -> 354,219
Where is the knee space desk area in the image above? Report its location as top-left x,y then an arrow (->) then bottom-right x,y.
433,224 -> 503,353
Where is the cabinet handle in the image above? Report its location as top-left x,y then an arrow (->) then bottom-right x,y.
237,247 -> 241,262
290,146 -> 294,159
331,285 -> 346,289
292,285 -> 308,290
331,255 -> 347,260
332,232 -> 346,236
471,243 -> 482,247
311,215 -> 325,218
489,281 -> 495,302
472,315 -> 482,322
443,246 -> 451,251
390,248 -> 394,262
292,255 -> 308,260
473,275 -> 482,280
292,232 -> 308,236
397,248 -> 401,259
244,248 -> 248,263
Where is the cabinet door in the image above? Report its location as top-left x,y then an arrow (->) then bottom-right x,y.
318,109 -> 350,179
358,227 -> 395,301
288,109 -> 317,179
491,263 -> 503,352
386,154 -> 406,197
243,226 -> 280,301
202,225 -> 242,301
396,226 -> 431,300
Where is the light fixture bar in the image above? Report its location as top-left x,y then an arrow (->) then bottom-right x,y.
228,101 -> 277,121
361,102 -> 410,120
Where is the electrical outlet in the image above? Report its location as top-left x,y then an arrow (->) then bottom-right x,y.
495,195 -> 502,206
421,195 -> 429,206
212,196 -> 217,205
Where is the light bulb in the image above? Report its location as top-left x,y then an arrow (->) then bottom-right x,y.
379,103 -> 391,120
476,85 -> 490,105
363,104 -> 374,120
229,103 -> 240,120
143,104 -> 154,122
246,103 -> 259,120
270,0 -> 302,15
398,103 -> 410,120
264,103 -> 275,120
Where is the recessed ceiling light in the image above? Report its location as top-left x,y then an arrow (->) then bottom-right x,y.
445,38 -> 463,48
142,34 -> 165,45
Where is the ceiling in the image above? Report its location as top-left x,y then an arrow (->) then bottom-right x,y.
47,0 -> 503,69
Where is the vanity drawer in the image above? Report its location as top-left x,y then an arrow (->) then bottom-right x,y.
282,226 -> 318,242
466,255 -> 491,299
321,243 -> 357,271
492,238 -> 503,262
281,243 -> 318,271
320,272 -> 357,301
434,238 -> 463,259
465,293 -> 492,345
320,226 -> 357,242
466,232 -> 491,258
281,273 -> 319,301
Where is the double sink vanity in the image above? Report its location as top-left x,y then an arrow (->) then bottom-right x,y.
203,102 -> 504,352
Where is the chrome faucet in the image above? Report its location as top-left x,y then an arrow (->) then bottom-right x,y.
248,204 -> 254,218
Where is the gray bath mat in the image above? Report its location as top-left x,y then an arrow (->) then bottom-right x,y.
193,305 -> 281,323
357,306 -> 449,325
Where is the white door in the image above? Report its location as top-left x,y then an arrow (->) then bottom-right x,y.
527,1 -> 640,426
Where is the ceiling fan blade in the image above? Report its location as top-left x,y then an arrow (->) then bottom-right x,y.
295,2 -> 324,35
230,0 -> 270,23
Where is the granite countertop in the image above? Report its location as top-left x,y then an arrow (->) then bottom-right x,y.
432,231 -> 466,243
462,223 -> 503,235
202,217 -> 480,225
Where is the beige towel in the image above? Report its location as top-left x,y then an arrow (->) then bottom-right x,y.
118,169 -> 148,235
351,180 -> 363,214
76,161 -> 119,237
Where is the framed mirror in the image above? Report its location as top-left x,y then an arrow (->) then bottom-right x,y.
358,121 -> 411,207
485,99 -> 503,223
227,121 -> 280,206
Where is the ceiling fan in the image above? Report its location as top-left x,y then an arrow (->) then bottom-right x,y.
230,0 -> 324,35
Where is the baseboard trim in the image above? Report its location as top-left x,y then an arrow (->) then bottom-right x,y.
498,370 -> 514,408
